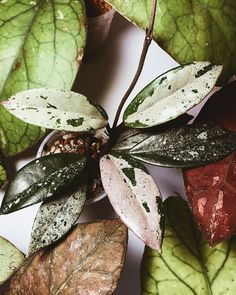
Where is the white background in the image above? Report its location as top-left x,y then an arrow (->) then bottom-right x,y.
0,12 -> 189,294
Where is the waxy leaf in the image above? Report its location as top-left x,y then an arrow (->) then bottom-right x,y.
29,187 -> 86,255
0,236 -> 25,285
107,0 -> 236,83
0,0 -> 86,156
124,62 -> 222,128
141,196 -> 236,295
0,153 -> 86,214
7,219 -> 128,295
0,156 -> 7,188
2,88 -> 108,132
100,152 -> 163,251
184,81 -> 236,246
130,123 -> 236,168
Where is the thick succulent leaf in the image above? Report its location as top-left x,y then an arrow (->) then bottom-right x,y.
100,152 -> 164,251
0,155 -> 7,188
184,81 -> 236,246
2,88 -> 108,132
141,196 -> 236,295
113,114 -> 194,152
29,186 -> 86,255
0,236 -> 25,285
124,62 -> 222,128
0,153 -> 85,214
7,219 -> 128,295
107,0 -> 236,83
130,123 -> 236,168
0,0 -> 86,156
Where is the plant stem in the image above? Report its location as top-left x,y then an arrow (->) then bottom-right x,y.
111,0 -> 157,130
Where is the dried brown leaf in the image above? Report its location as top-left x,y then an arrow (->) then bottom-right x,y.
6,219 -> 128,295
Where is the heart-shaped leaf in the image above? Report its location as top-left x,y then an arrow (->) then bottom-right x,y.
124,62 -> 222,128
0,156 -> 7,188
0,0 -> 86,156
107,0 -> 236,83
29,186 -> 86,255
0,236 -> 25,285
130,123 -> 236,168
2,88 -> 108,132
0,153 -> 86,214
141,196 -> 236,295
184,81 -> 236,246
100,152 -> 164,251
6,219 -> 128,295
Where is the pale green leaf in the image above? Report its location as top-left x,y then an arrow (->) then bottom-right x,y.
0,0 -> 86,156
124,62 -> 222,128
2,88 -> 108,132
141,196 -> 236,295
0,236 -> 25,285
107,0 -> 236,83
100,152 -> 164,251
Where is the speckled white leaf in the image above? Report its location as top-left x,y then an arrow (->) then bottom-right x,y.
2,88 -> 108,132
100,152 -> 164,251
29,187 -> 86,255
0,236 -> 25,285
124,62 -> 222,128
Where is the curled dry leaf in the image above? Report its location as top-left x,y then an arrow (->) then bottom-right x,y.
6,219 -> 128,295
184,81 -> 236,246
123,62 -> 222,128
141,196 -> 236,295
0,236 -> 25,285
100,152 -> 164,251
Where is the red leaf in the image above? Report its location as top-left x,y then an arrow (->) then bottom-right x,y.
184,81 -> 236,246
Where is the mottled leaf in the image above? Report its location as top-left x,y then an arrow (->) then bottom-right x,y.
100,152 -> 163,251
124,62 -> 222,128
130,123 -> 236,168
0,236 -> 25,285
184,81 -> 236,246
2,88 -> 108,132
107,0 -> 236,83
0,154 -> 7,188
7,219 -> 128,295
29,186 -> 86,255
141,196 -> 236,295
0,153 -> 85,214
0,0 -> 86,156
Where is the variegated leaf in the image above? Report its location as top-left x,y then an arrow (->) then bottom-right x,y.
0,236 -> 25,285
29,186 -> 86,255
100,152 -> 164,251
141,196 -> 236,295
2,88 -> 108,132
124,62 -> 222,128
130,123 -> 236,168
0,154 -> 85,214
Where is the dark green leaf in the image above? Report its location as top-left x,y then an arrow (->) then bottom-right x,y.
0,0 -> 86,156
130,123 -> 236,168
2,88 -> 108,132
100,152 -> 164,251
123,62 -> 222,128
29,186 -> 86,255
0,236 -> 25,285
107,0 -> 236,83
0,154 -> 86,214
141,196 -> 236,294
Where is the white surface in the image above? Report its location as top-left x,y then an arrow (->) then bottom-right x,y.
0,13 -> 186,294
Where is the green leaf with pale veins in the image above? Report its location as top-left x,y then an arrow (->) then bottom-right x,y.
0,153 -> 86,214
2,88 -> 108,132
141,196 -> 236,295
107,0 -> 236,83
0,236 -> 25,285
0,0 -> 86,156
29,186 -> 86,255
124,62 -> 222,128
